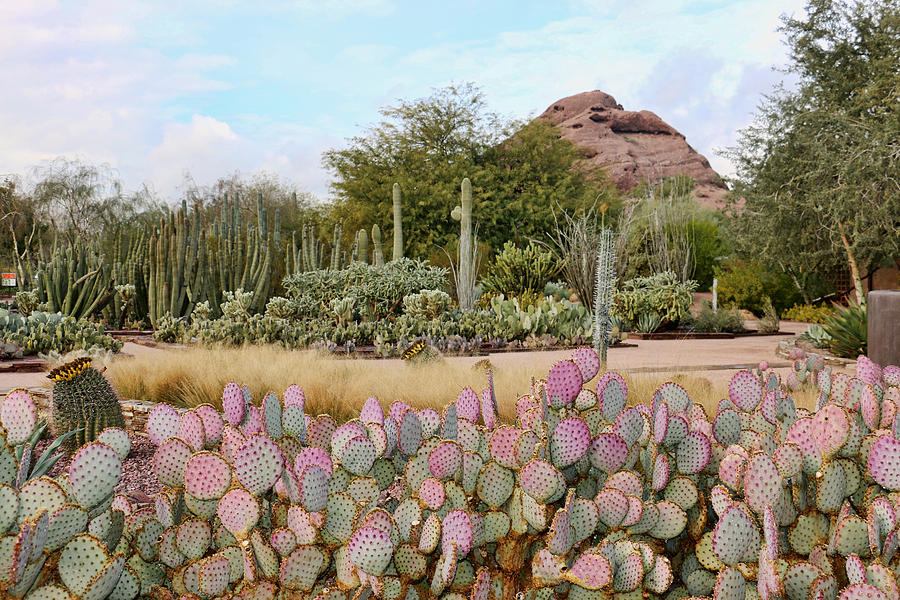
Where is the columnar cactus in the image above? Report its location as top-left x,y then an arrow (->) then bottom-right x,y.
451,177 -> 477,311
392,182 -> 404,261
593,227 -> 616,366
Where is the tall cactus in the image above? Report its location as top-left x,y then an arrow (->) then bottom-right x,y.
357,229 -> 369,264
331,221 -> 343,270
451,178 -> 477,311
392,183 -> 404,261
592,228 -> 616,367
372,224 -> 385,267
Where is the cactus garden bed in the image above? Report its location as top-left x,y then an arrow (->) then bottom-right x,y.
0,343 -> 896,600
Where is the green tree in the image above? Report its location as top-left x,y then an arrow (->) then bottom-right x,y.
323,83 -> 614,258
725,0 -> 900,305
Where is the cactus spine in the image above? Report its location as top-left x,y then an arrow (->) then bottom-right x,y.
592,228 -> 616,367
392,183 -> 404,261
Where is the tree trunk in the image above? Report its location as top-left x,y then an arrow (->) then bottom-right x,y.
839,226 -> 866,307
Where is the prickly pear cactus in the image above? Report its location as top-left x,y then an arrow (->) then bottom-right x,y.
4,347 -> 899,600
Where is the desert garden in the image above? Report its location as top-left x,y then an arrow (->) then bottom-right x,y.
1,1 -> 900,599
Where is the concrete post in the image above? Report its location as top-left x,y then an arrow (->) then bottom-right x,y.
868,290 -> 900,367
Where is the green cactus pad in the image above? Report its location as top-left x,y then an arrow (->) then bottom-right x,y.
307,415 -> 337,450
58,533 -> 112,595
132,519 -> 164,562
234,434 -> 285,496
711,505 -> 759,565
832,515 -> 870,556
69,442 -> 122,509
664,477 -> 699,510
743,452 -> 781,514
217,488 -> 260,539
324,491 -> 359,543
476,461 -> 514,508
398,411 -> 423,456
418,477 -> 445,510
279,545 -> 327,591
297,464 -> 330,512
17,477 -> 67,523
342,435 -> 377,476
346,476 -> 380,505
614,408 -> 646,448
157,527 -> 184,568
175,518 -> 212,559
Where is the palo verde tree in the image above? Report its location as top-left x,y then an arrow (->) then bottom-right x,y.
725,0 -> 900,305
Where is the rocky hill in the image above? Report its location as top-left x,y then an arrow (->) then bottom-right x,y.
537,91 -> 728,207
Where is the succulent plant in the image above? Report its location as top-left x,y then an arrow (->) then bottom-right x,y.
48,357 -> 125,448
1,347 -> 899,599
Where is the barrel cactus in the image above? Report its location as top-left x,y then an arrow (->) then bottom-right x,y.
48,357 -> 125,447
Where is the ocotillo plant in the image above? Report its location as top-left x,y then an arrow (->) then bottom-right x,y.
392,182 -> 404,261
593,228 -> 616,366
450,178 -> 478,310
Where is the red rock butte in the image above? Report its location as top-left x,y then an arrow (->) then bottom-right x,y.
537,91 -> 728,208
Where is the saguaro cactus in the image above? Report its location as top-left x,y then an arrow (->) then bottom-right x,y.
372,224 -> 385,267
392,183 -> 404,261
592,228 -> 616,366
357,229 -> 369,264
451,178 -> 477,311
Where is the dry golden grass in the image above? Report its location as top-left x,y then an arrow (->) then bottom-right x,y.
108,345 -> 815,422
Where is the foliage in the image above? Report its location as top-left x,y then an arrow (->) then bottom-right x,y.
802,323 -> 833,348
544,208 -> 609,310
612,271 -> 697,329
822,299 -> 867,358
14,290 -> 38,316
33,240 -> 114,320
0,308 -> 122,356
616,176 -> 727,288
153,293 -> 599,354
402,289 -> 452,320
715,260 -> 801,315
725,0 -> 900,303
684,301 -> 746,333
323,84 -> 612,257
5,346 -> 900,599
757,296 -> 781,333
482,241 -> 560,299
283,258 -> 448,322
781,303 -> 836,323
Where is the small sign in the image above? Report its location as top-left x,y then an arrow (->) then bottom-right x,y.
1,273 -> 16,287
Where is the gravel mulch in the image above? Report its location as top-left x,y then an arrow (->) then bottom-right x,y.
33,431 -> 159,504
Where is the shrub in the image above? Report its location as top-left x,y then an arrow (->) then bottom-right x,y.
684,301 -> 746,333
0,308 -> 122,355
781,303 -> 835,323
402,289 -> 453,320
757,296 -> 780,333
715,260 -> 800,315
283,257 -> 448,321
822,299 -> 867,358
612,271 -> 697,329
481,241 -> 560,298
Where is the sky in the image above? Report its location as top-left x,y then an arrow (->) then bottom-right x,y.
0,0 -> 807,201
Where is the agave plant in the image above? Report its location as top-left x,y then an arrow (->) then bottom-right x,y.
823,299 -> 867,358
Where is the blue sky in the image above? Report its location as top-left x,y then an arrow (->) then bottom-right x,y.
0,0 -> 806,200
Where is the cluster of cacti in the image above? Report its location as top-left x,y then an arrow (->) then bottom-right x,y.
33,240 -> 114,320
0,388 -> 136,599
0,308 -> 122,356
2,349 -> 900,599
48,357 -> 125,447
